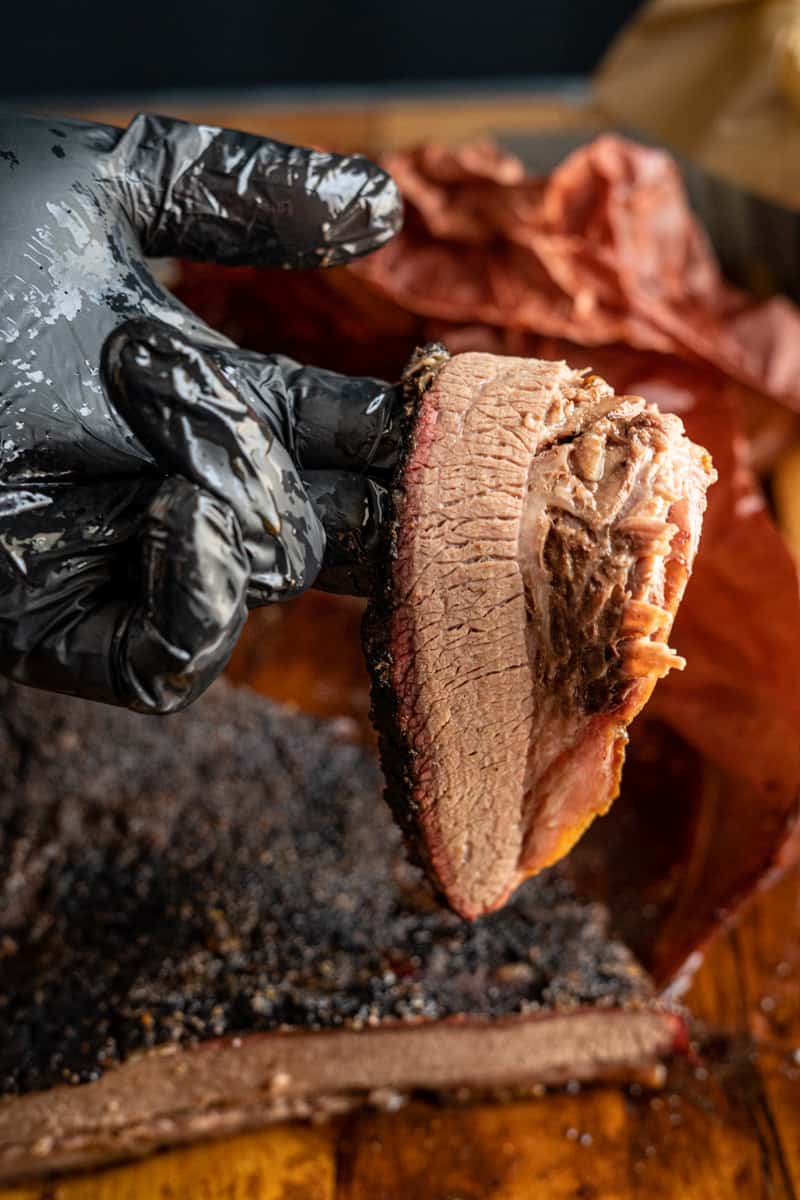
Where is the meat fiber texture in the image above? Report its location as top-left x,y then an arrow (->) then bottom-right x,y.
365,350 -> 714,919
175,134 -> 800,975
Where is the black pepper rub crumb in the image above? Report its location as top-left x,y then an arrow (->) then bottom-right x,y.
362,343 -> 453,889
0,678 -> 653,1096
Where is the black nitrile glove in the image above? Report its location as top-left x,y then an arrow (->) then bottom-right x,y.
0,113 -> 403,713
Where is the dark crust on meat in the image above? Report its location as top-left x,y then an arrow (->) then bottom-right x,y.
0,673 -> 658,1097
362,344 -> 450,892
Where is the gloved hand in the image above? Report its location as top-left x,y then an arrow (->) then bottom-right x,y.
0,113 -> 403,713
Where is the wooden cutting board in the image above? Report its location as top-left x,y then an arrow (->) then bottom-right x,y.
3,92 -> 799,1200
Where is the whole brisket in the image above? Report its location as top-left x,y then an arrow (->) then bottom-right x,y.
0,679 -> 682,1180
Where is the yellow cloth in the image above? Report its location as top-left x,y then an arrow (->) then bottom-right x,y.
596,0 -> 800,209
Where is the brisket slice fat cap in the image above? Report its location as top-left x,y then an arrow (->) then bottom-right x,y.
365,348 -> 716,920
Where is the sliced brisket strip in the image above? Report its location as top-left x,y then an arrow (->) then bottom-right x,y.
0,679 -> 682,1180
365,349 -> 715,919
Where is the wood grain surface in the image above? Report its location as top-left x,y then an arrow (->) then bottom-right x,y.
2,93 -> 798,1200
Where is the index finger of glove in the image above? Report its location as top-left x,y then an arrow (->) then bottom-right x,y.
103,318 -> 325,600
109,113 -> 402,268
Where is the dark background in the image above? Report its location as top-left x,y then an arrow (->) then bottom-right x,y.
4,0 -> 642,98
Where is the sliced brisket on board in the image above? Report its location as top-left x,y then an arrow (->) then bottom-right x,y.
364,349 -> 715,920
0,679 -> 682,1181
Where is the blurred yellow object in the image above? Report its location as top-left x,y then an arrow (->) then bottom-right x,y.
596,0 -> 800,210
774,440 -> 800,558
0,1126 -> 335,1200
777,12 -> 800,115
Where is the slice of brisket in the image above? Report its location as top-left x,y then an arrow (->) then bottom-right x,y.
0,679 -> 682,1180
365,349 -> 715,919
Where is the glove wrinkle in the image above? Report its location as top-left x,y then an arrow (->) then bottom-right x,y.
117,478 -> 249,715
109,113 -> 402,268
